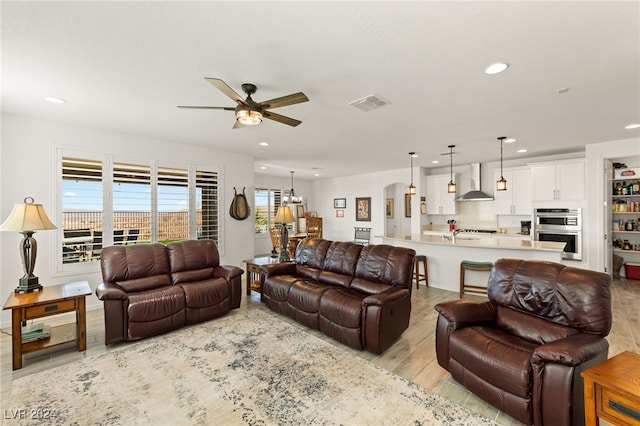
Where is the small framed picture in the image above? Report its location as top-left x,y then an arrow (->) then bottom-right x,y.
334,198 -> 346,209
356,197 -> 371,221
336,209 -> 344,218
386,198 -> 394,218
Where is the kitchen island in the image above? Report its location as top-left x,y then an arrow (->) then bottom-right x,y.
381,233 -> 566,293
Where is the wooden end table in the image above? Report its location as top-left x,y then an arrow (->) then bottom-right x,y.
242,256 -> 286,295
3,281 -> 92,370
581,351 -> 640,426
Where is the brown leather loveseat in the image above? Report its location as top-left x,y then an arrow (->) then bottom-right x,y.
434,258 -> 612,426
96,239 -> 243,344
260,238 -> 415,354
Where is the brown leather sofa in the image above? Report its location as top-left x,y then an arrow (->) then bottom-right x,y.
96,239 -> 243,344
260,238 -> 415,354
434,258 -> 612,426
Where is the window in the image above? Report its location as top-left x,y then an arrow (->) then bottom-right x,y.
58,149 -> 221,270
254,188 -> 281,234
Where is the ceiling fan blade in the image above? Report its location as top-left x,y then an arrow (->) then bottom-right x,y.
177,106 -> 235,110
263,111 -> 302,127
258,92 -> 309,109
205,78 -> 247,105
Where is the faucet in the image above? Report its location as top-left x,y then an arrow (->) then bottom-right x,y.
451,229 -> 464,243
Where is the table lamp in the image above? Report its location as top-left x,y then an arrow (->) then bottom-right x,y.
274,205 -> 295,262
0,197 -> 57,293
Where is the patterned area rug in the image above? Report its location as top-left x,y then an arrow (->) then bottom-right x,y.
7,308 -> 496,425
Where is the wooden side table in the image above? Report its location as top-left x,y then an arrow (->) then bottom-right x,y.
3,281 -> 92,370
581,351 -> 640,426
242,256 -> 285,295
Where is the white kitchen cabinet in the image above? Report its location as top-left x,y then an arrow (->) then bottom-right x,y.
494,167 -> 532,215
531,160 -> 585,202
426,174 -> 457,215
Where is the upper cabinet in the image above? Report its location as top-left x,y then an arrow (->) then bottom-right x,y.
494,167 -> 532,215
426,173 -> 457,215
531,159 -> 585,202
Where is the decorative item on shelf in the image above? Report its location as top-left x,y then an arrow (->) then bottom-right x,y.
274,206 -> 295,262
496,136 -> 507,191
447,145 -> 456,193
283,171 -> 303,204
408,152 -> 417,196
0,197 -> 57,293
386,198 -> 394,218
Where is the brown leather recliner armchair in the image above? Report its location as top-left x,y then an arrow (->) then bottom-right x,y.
434,258 -> 612,426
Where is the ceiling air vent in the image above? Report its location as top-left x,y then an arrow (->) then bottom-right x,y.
348,94 -> 390,112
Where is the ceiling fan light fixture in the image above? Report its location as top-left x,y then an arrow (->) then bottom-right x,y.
236,108 -> 262,125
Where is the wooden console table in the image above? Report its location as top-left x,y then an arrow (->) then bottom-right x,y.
242,256 -> 285,295
3,281 -> 92,370
581,351 -> 640,426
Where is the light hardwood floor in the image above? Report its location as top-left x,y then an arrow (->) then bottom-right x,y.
1,277 -> 638,425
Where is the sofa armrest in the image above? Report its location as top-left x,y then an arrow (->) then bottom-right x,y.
213,265 -> 244,281
434,300 -> 496,330
532,333 -> 609,367
260,262 -> 296,277
95,282 -> 128,300
362,286 -> 410,307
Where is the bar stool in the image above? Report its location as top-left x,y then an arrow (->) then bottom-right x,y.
459,260 -> 493,298
414,255 -> 428,289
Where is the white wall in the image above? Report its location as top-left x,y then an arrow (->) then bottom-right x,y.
0,114 -> 255,327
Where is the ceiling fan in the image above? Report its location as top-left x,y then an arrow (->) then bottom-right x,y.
178,78 -> 309,128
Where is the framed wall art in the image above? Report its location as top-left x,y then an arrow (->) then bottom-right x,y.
334,198 -> 346,209
336,209 -> 344,218
386,198 -> 394,218
356,197 -> 371,221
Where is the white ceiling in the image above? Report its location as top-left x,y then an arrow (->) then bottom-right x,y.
2,1 -> 639,179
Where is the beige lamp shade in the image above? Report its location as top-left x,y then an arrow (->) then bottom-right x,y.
0,197 -> 57,232
275,206 -> 295,224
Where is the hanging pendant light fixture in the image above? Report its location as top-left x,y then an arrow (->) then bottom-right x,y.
408,152 -> 417,196
283,171 -> 303,204
447,145 -> 457,193
496,136 -> 507,191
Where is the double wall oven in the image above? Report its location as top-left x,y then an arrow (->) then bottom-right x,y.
533,208 -> 582,261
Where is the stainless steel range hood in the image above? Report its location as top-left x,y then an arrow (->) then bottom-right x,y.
455,163 -> 494,201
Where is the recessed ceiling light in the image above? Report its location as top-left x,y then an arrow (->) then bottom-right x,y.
505,138 -> 516,143
431,160 -> 439,164
259,166 -> 267,170
258,141 -> 269,146
517,149 -> 527,153
45,96 -> 66,104
625,123 -> 640,129
484,63 -> 509,75
314,173 -> 320,177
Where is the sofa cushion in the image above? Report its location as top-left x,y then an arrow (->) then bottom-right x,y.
318,241 -> 362,287
287,280 -> 331,314
101,244 -> 172,292
167,239 -> 220,284
179,279 -> 230,324
127,285 -> 185,322
488,258 -> 612,335
351,245 -> 415,295
319,287 -> 364,328
294,238 -> 331,280
495,305 -> 580,345
450,325 -> 537,398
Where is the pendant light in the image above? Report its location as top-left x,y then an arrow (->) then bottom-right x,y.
408,152 -> 417,196
496,137 -> 507,191
283,171 -> 302,204
447,145 -> 456,193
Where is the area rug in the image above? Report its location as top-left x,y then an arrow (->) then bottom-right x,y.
6,308 -> 496,425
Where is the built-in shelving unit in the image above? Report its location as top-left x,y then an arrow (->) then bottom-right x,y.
612,175 -> 640,268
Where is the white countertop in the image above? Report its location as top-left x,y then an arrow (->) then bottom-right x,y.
382,233 -> 565,252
